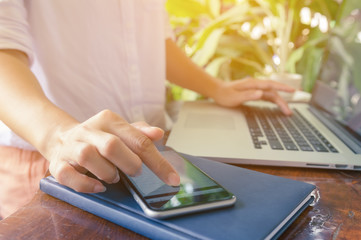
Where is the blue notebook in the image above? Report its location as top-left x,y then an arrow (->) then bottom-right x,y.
40,153 -> 316,240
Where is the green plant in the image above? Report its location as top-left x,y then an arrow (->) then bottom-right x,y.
286,0 -> 361,92
166,0 -> 361,100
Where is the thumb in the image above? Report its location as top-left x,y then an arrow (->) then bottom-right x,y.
131,121 -> 164,141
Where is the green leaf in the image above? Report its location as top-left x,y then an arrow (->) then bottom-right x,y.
188,4 -> 254,54
299,48 -> 325,92
207,0 -> 221,18
286,47 -> 304,73
233,57 -> 266,74
191,28 -> 225,66
181,89 -> 201,101
204,56 -> 230,77
337,0 -> 361,24
166,0 -> 209,18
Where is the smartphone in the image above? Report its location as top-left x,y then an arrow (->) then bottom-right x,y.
120,146 -> 236,219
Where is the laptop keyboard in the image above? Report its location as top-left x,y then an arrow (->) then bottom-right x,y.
244,107 -> 338,153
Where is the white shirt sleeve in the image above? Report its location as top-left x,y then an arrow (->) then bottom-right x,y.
0,0 -> 34,64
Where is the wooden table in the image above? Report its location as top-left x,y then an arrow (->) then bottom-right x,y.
0,164 -> 360,240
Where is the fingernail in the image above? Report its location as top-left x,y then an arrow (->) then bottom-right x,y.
168,172 -> 180,186
94,184 -> 106,193
142,126 -> 163,133
112,171 -> 120,183
150,126 -> 162,130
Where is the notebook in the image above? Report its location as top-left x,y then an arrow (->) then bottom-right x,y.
40,153 -> 316,240
166,81 -> 361,170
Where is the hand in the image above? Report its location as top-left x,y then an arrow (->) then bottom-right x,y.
45,110 -> 180,193
212,77 -> 295,115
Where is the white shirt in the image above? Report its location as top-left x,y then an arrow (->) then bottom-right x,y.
0,0 -> 173,150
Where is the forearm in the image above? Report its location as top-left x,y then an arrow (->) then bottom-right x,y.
165,39 -> 222,99
165,39 -> 293,114
0,49 -> 181,190
0,50 -> 77,153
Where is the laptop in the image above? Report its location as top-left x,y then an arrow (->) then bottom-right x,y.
166,80 -> 361,170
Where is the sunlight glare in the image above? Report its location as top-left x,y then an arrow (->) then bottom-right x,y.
264,64 -> 273,74
185,45 -> 193,56
170,197 -> 181,207
263,17 -> 272,31
272,55 -> 281,66
310,13 -> 321,28
302,28 -> 310,36
241,22 -> 251,33
251,25 -> 263,40
274,38 -> 282,46
357,31 -> 361,43
319,15 -> 329,33
300,7 -> 311,25
185,183 -> 194,193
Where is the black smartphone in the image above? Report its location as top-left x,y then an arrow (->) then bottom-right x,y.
120,146 -> 236,219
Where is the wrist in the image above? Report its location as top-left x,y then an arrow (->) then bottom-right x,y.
200,76 -> 223,99
33,106 -> 78,159
205,77 -> 225,101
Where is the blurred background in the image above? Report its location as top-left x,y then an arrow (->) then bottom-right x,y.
165,0 -> 361,103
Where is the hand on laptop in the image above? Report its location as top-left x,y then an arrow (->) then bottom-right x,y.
46,110 -> 180,193
165,40 -> 293,115
212,77 -> 295,115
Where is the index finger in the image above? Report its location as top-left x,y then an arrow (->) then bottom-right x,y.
120,131 -> 180,186
86,110 -> 180,186
99,117 -> 180,186
262,90 -> 293,115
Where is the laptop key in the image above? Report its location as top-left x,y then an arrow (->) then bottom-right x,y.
269,141 -> 284,150
254,144 -> 262,149
246,106 -> 339,153
293,109 -> 338,153
284,143 -> 299,151
329,147 -> 338,153
313,145 -> 329,152
300,146 -> 314,151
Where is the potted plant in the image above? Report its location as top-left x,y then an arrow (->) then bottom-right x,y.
166,0 -> 360,100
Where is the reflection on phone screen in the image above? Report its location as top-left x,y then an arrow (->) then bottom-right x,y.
127,151 -> 232,210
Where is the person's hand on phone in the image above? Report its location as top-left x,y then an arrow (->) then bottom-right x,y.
44,110 -> 180,193
212,77 -> 295,115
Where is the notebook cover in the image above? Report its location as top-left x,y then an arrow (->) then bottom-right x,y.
40,153 -> 316,240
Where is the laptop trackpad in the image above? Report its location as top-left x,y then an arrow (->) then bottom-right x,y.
185,113 -> 236,130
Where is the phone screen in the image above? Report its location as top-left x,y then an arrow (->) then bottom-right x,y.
123,150 -> 235,211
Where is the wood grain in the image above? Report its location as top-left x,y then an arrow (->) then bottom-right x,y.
1,164 -> 361,239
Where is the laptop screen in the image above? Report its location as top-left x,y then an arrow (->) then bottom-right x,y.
309,4 -> 361,138
311,80 -> 361,137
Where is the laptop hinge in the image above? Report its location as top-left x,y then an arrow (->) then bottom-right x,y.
309,107 -> 361,154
